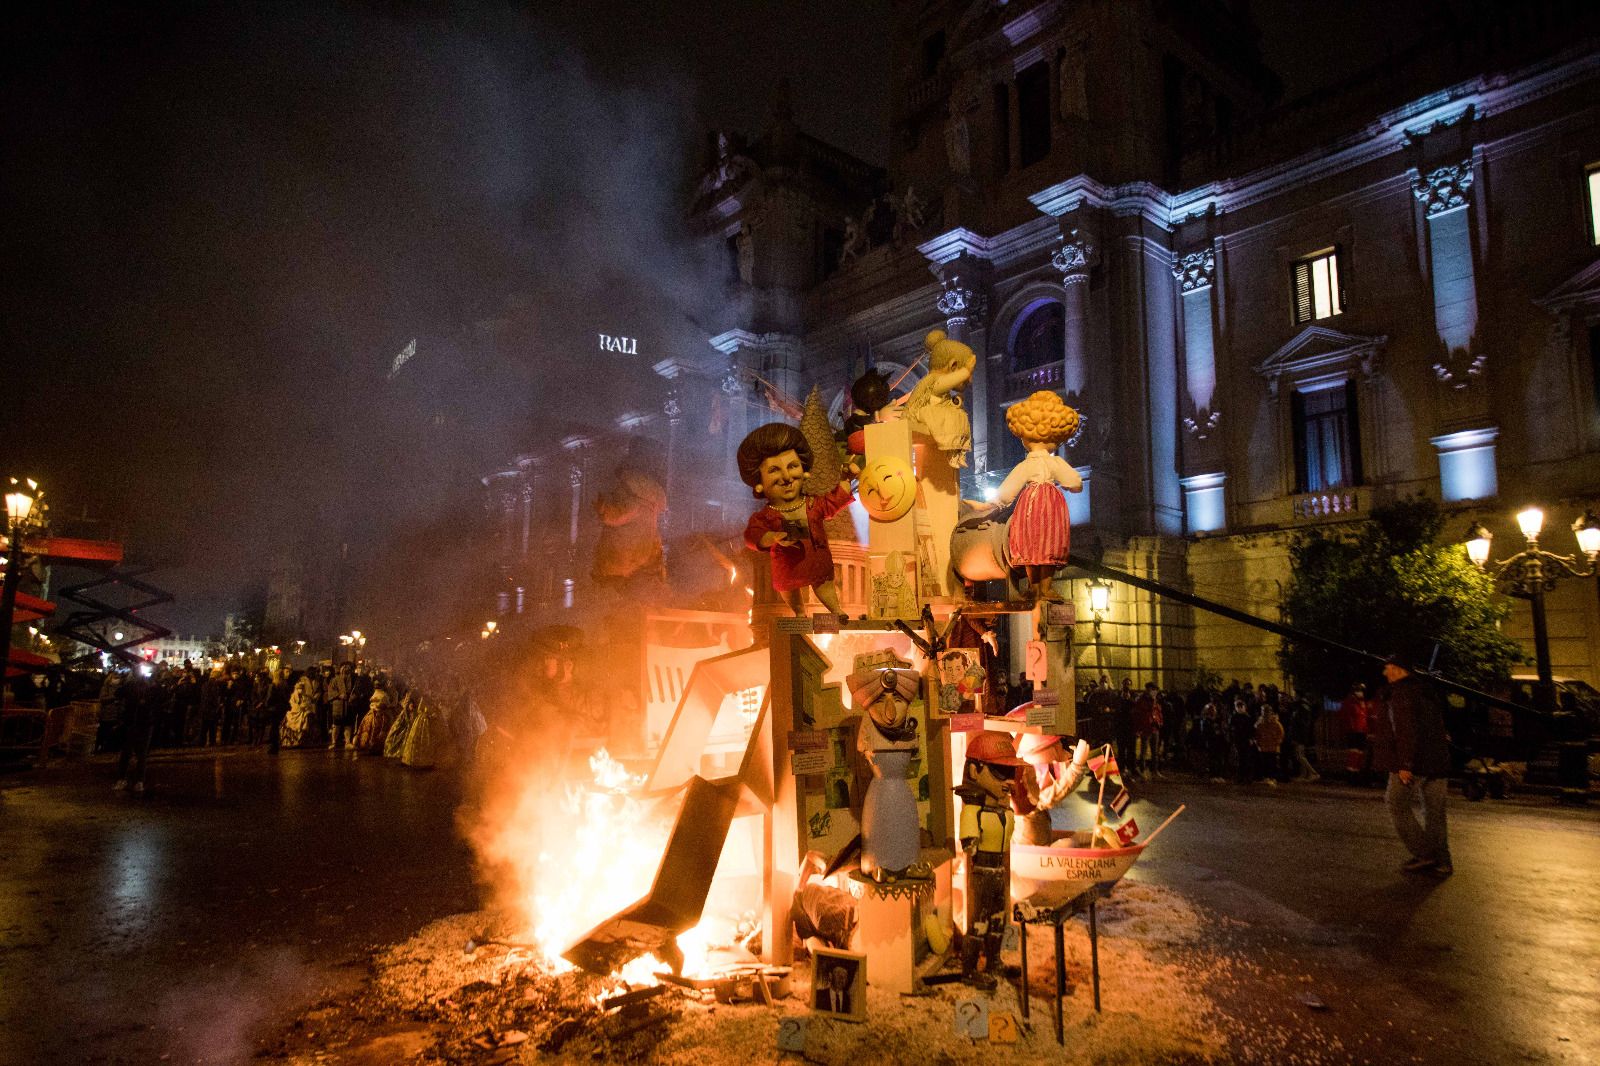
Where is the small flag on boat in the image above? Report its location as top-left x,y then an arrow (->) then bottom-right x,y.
1088,753 -> 1119,780
1114,817 -> 1140,847
1109,786 -> 1131,815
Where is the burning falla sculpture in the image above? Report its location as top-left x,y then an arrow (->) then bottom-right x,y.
738,421 -> 855,618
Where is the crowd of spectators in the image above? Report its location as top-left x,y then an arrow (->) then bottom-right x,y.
1073,674 -> 1325,786
97,660 -> 484,792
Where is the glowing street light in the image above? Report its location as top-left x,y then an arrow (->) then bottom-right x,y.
1,478 -> 44,679
1465,509 -> 1597,720
1573,510 -> 1600,558
1465,523 -> 1493,568
1086,577 -> 1113,673
1516,506 -> 1545,541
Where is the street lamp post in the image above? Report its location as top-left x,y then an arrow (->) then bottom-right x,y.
1087,578 -> 1112,676
1465,507 -> 1599,715
1,481 -> 41,688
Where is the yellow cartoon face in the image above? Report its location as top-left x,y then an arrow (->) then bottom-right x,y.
858,456 -> 916,522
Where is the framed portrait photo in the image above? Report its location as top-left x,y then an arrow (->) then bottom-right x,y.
810,948 -> 866,1022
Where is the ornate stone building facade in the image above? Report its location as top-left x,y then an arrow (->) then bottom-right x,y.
689,1 -> 1600,689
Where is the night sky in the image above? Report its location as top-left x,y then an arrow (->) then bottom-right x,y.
0,0 -> 1418,634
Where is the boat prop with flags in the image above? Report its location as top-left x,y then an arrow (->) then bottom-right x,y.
1010,744 -> 1185,908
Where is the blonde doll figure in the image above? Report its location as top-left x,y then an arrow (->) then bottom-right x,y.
902,329 -> 976,467
995,390 -> 1083,601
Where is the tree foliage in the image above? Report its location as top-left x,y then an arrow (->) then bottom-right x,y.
1280,497 -> 1523,699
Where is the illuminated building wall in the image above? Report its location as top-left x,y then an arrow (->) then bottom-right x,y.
685,3 -> 1600,688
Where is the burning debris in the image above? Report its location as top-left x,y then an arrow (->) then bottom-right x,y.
267,879 -> 1240,1065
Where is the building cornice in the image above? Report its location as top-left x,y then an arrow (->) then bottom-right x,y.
1173,47 -> 1600,219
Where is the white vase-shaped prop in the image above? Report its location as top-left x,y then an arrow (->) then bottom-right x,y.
860,746 -> 921,878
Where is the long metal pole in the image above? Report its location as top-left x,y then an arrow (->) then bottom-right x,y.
1528,579 -> 1556,714
0,520 -> 22,685
1066,552 -> 1538,719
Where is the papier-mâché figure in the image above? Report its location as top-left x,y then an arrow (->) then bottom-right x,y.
739,423 -> 855,618
902,329 -> 975,467
994,390 -> 1083,602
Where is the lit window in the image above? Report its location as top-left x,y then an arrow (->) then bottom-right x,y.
1292,248 -> 1344,324
1588,165 -> 1600,246
1291,382 -> 1362,493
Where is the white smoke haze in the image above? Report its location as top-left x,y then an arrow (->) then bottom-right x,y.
2,0 -> 735,632
156,947 -> 310,1065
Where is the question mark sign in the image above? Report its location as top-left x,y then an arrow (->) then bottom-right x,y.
777,1018 -> 805,1052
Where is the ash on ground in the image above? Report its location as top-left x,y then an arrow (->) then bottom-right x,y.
263,878 -> 1256,1065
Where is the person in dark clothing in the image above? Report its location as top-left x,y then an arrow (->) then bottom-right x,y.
199,671 -> 225,745
171,670 -> 200,746
1114,679 -> 1137,777
264,668 -> 294,754
1372,655 -> 1453,876
248,670 -> 272,746
1229,697 -> 1256,783
226,669 -> 253,744
114,674 -> 154,793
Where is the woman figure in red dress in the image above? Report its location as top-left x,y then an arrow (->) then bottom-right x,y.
738,423 -> 856,618
994,391 -> 1084,602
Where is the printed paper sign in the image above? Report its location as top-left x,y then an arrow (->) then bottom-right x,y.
788,729 -> 829,751
1047,602 -> 1076,627
954,998 -> 989,1039
777,1017 -> 807,1052
1032,687 -> 1060,706
989,1011 -> 1019,1044
948,712 -> 985,733
792,749 -> 830,776
811,613 -> 841,634
775,616 -> 814,635
1025,702 -> 1057,726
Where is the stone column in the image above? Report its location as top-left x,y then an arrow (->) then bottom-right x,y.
935,268 -> 987,474
1173,246 -> 1225,534
1050,227 -> 1096,405
663,390 -> 682,546
1051,227 -> 1097,524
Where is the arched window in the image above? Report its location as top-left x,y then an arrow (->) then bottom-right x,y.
1009,302 -> 1064,374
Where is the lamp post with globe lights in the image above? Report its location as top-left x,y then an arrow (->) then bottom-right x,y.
1,480 -> 43,683
1465,506 -> 1599,716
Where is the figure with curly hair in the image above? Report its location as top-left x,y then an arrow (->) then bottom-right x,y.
995,391 -> 1083,601
738,422 -> 856,618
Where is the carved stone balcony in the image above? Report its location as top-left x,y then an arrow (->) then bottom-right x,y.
1006,362 -> 1065,398
1291,489 -> 1360,521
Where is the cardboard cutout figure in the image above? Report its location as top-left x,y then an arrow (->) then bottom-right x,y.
992,391 -> 1083,602
956,731 -> 1026,989
739,423 -> 855,618
1005,705 -> 1091,845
